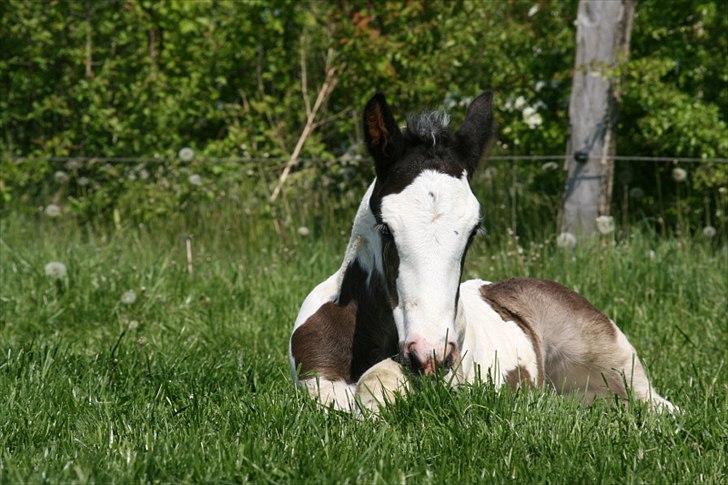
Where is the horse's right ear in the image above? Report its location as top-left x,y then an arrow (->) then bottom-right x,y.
457,91 -> 495,176
363,93 -> 404,177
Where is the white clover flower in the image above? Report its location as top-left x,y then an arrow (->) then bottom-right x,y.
647,250 -> 656,260
121,290 -> 137,305
718,187 -> 727,195
514,96 -> 527,109
629,187 -> 645,199
297,226 -> 311,237
127,320 -> 139,330
188,174 -> 203,186
541,161 -> 559,171
702,226 -> 717,238
528,4 -> 539,17
54,171 -> 69,183
77,177 -> 90,186
44,261 -> 67,279
535,80 -> 546,92
522,106 -> 543,128
595,215 -> 615,235
139,169 -> 150,180
672,167 -> 687,182
44,204 -> 61,217
556,232 -> 577,249
179,147 -> 195,162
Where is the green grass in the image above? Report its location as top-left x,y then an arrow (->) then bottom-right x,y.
1,208 -> 726,483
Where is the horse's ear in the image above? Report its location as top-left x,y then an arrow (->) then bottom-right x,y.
457,91 -> 495,176
363,93 -> 404,177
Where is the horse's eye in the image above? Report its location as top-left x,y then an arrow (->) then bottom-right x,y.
376,223 -> 392,236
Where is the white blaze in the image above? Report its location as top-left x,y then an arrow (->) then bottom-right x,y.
380,170 -> 481,351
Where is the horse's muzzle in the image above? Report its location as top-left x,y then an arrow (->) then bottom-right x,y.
402,340 -> 459,375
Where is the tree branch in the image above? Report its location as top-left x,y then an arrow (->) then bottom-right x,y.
270,52 -> 338,202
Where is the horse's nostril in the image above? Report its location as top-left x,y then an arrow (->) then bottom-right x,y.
406,341 -> 417,355
403,339 -> 459,374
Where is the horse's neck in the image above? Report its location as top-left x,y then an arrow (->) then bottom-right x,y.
335,182 -> 399,378
335,182 -> 383,292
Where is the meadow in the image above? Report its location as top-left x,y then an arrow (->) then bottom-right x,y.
1,191 -> 726,483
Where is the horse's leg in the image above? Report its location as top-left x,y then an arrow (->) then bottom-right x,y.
298,378 -> 357,411
355,358 -> 410,413
550,324 -> 677,412
290,299 -> 358,412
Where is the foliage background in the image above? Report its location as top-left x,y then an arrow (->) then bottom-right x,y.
1,0 -> 727,230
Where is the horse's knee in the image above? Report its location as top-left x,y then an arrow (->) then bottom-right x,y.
355,359 -> 410,412
299,378 -> 356,412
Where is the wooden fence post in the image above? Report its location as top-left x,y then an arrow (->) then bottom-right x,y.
561,0 -> 635,236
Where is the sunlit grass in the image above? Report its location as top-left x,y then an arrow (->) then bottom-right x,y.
0,207 -> 726,482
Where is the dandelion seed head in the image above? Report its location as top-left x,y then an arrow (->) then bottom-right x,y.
179,147 -> 195,162
672,167 -> 687,182
44,204 -> 61,218
65,160 -> 82,171
595,215 -> 615,235
44,261 -> 67,279
702,226 -> 716,238
188,174 -> 203,186
121,290 -> 137,305
556,232 -> 577,249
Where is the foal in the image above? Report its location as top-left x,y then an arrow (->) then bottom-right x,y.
289,92 -> 676,413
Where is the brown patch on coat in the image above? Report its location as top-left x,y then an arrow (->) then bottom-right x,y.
505,365 -> 533,389
480,278 -> 619,388
291,301 -> 357,382
292,259 -> 399,385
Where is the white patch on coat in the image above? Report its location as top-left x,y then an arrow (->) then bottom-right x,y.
379,170 -> 481,350
454,279 -> 539,386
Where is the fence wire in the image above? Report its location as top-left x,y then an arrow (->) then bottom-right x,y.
7,155 -> 728,165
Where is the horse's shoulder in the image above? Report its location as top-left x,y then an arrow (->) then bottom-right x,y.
292,271 -> 342,332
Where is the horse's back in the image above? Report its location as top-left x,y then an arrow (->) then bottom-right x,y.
479,277 -> 618,366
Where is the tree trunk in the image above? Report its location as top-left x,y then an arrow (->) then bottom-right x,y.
561,0 -> 634,236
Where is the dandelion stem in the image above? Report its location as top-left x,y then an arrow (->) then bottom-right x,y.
185,236 -> 194,275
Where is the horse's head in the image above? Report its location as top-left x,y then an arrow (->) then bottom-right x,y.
363,92 -> 495,375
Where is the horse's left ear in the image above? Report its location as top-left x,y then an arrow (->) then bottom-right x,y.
457,91 -> 495,176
